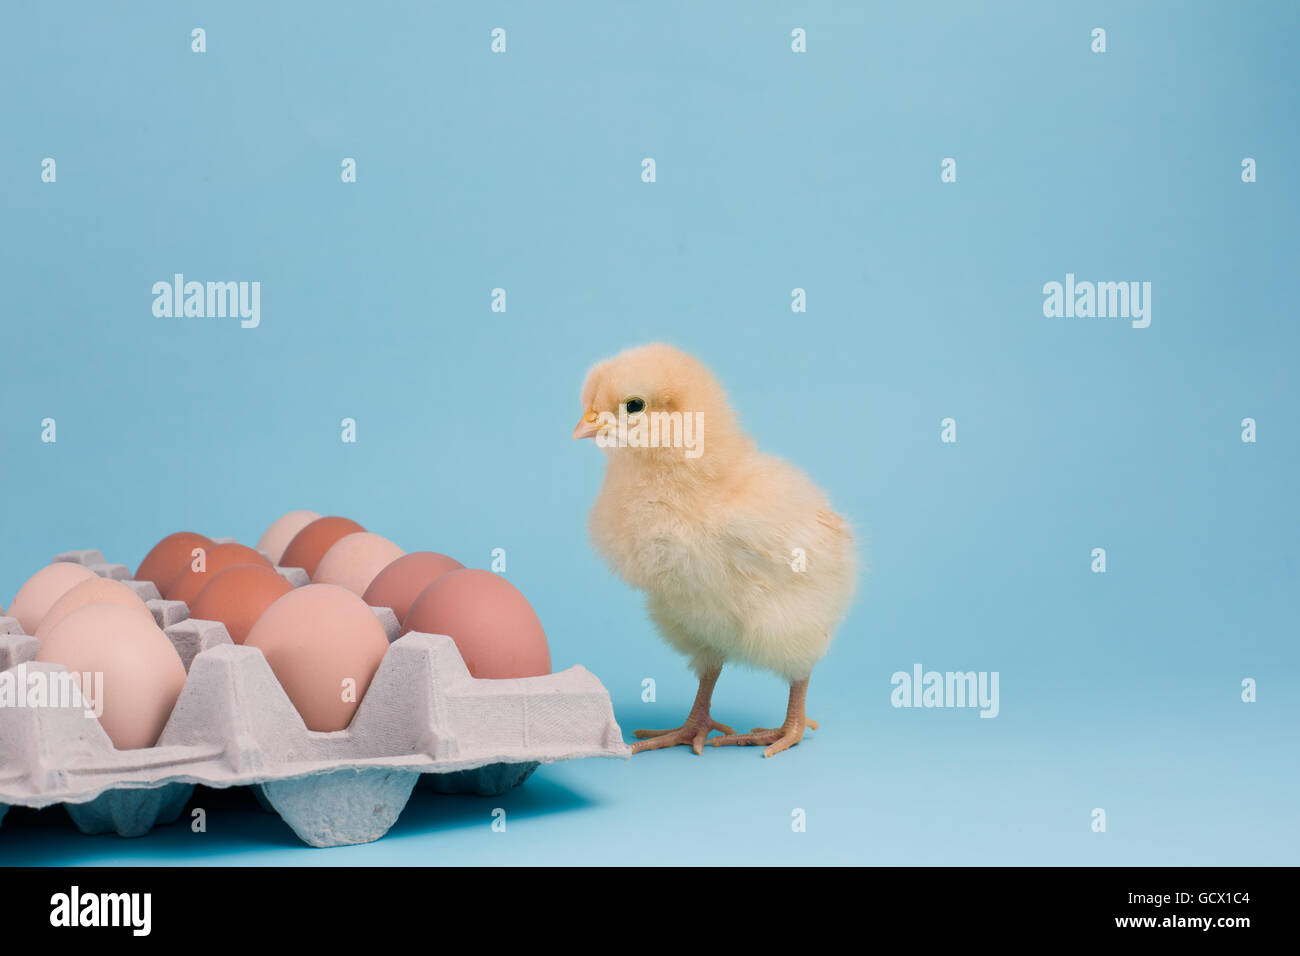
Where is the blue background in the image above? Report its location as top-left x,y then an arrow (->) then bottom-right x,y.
1,1 -> 1296,865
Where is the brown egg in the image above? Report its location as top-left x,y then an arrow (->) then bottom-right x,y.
313,532 -> 405,596
245,584 -> 389,732
37,603 -> 187,750
190,563 -> 294,644
402,569 -> 551,679
135,532 -> 213,594
363,551 -> 464,621
36,577 -> 154,639
279,516 -> 365,577
8,562 -> 98,635
166,543 -> 272,606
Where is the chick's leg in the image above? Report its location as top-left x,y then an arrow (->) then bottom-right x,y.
711,676 -> 816,758
632,666 -> 735,755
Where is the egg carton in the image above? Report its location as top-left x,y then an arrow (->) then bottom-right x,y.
0,549 -> 629,847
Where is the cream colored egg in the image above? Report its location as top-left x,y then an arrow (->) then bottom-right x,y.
36,603 -> 187,750
312,532 -> 405,596
36,577 -> 154,639
8,563 -> 98,635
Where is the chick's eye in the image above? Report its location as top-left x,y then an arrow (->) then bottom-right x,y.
624,397 -> 646,415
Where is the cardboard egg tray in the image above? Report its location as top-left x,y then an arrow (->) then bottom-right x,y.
0,547 -> 629,847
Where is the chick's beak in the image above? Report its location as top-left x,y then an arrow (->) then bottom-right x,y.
572,409 -> 600,440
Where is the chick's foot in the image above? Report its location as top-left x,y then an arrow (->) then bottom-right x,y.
631,667 -> 734,756
710,677 -> 816,758
632,717 -> 736,755
709,722 -> 810,758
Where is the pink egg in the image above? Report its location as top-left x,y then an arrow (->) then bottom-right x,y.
256,510 -> 321,565
312,532 -> 405,596
36,577 -> 153,640
245,584 -> 390,732
402,569 -> 551,679
8,563 -> 98,635
363,552 -> 464,622
36,603 -> 187,750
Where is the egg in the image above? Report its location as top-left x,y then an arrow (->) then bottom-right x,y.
313,532 -> 405,596
363,551 -> 464,621
279,516 -> 365,577
402,569 -> 551,679
36,577 -> 154,640
135,532 -> 214,593
256,510 -> 321,565
8,562 -> 98,635
165,543 -> 272,606
190,563 -> 294,644
245,584 -> 390,732
36,603 -> 187,750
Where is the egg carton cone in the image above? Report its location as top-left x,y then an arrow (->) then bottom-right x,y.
0,549 -> 629,847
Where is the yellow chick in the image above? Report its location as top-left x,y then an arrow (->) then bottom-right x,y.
574,344 -> 857,757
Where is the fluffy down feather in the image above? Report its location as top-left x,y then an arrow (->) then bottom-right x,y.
580,344 -> 856,681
